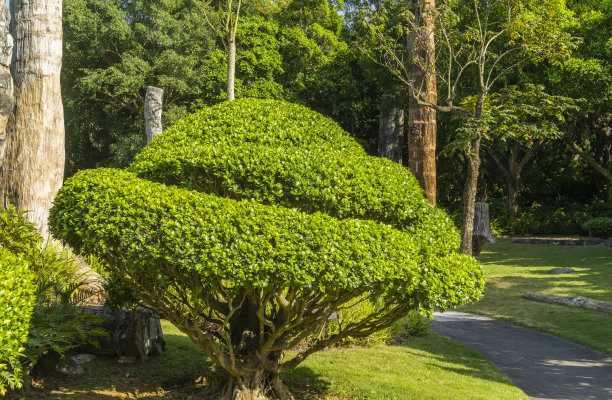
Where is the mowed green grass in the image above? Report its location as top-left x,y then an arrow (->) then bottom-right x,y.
462,238 -> 612,355
18,320 -> 525,399
290,333 -> 525,399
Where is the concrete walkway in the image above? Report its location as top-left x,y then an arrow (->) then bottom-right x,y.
431,311 -> 612,400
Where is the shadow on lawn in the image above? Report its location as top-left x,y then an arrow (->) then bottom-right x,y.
396,335 -> 518,387
9,333 -> 342,400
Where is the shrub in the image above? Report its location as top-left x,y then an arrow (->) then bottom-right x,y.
0,206 -> 43,259
50,99 -> 483,399
582,217 -> 612,239
0,249 -> 36,395
389,310 -> 432,342
0,207 -> 104,383
129,99 -> 459,255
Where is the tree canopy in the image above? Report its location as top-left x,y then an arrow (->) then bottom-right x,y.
50,99 -> 483,399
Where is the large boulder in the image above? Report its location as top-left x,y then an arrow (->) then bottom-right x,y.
79,307 -> 165,360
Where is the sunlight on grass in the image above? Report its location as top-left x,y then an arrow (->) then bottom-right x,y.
289,334 -> 525,399
462,239 -> 612,355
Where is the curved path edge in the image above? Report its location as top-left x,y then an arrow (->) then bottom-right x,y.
431,311 -> 612,400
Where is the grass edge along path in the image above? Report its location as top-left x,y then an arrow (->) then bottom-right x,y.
461,238 -> 612,355
15,320 -> 526,399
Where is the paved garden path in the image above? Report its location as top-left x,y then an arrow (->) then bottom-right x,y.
431,311 -> 612,400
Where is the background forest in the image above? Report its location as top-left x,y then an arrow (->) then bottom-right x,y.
62,0 -> 612,236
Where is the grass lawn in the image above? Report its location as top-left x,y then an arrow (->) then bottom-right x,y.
461,238 -> 612,355
12,321 -> 526,400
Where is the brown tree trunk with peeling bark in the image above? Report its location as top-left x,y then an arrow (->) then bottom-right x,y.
407,0 -> 437,204
0,0 -> 65,238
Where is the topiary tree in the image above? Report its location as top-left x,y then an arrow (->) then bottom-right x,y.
50,99 -> 484,400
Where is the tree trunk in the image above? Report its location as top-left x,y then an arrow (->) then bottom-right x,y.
0,4 -> 13,164
506,176 -> 520,221
378,94 -> 404,164
220,371 -> 294,400
0,0 -> 64,238
145,86 -> 163,144
460,136 -> 482,255
227,37 -> 236,101
407,0 -> 437,204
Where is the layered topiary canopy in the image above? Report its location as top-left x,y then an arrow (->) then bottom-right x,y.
50,99 -> 483,400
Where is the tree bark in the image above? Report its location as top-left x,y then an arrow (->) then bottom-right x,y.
0,4 -> 13,165
0,0 -> 65,238
227,36 -> 236,101
407,0 -> 437,204
460,136 -> 482,255
220,371 -> 294,400
378,94 -> 404,164
145,86 -> 163,144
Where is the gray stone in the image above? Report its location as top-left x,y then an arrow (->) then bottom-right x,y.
56,354 -> 96,376
550,267 -> 575,274
145,86 -> 163,144
78,307 -> 165,360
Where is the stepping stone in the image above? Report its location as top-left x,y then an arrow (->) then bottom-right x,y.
550,268 -> 575,274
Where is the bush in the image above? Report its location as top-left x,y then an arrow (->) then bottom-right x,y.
0,206 -> 43,259
0,207 -> 104,385
389,311 -> 432,342
0,249 -> 36,395
50,99 -> 483,399
582,217 -> 612,239
129,99 -> 459,255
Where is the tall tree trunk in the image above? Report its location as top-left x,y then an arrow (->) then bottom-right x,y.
0,4 -> 13,165
0,0 -> 64,238
460,93 -> 485,255
145,86 -> 163,144
460,136 -> 482,255
407,0 -> 437,204
378,93 -> 404,164
227,36 -> 236,101
506,142 -> 520,220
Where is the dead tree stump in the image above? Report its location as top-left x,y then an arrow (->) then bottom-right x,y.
145,86 -> 163,144
472,202 -> 496,255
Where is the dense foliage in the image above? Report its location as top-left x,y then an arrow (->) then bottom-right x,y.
582,217 -> 612,239
0,249 -> 36,395
51,99 -> 483,399
0,207 -> 104,393
61,0 -> 612,237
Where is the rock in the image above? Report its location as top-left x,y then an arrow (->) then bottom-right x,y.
514,238 -> 612,246
56,354 -> 96,376
117,355 -> 138,364
550,268 -> 575,274
78,306 -> 165,360
523,291 -> 612,314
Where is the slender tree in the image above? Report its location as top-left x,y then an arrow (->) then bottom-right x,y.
362,0 -> 575,253
0,0 -> 65,237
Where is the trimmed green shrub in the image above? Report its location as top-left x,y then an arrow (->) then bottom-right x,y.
0,249 -> 36,395
129,99 -> 459,255
50,99 -> 483,398
582,217 -> 612,239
